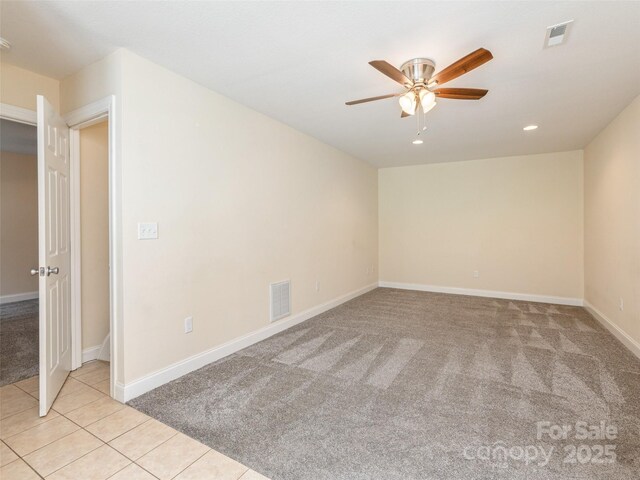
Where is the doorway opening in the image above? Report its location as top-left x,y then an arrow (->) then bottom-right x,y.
72,119 -> 111,394
67,95 -> 119,403
0,118 -> 39,386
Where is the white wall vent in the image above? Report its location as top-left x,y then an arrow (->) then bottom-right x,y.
270,280 -> 291,322
544,20 -> 573,48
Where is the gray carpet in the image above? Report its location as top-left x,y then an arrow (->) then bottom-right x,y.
0,299 -> 39,386
129,288 -> 640,479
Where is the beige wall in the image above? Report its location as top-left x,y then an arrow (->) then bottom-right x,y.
0,61 -> 60,111
80,121 -> 110,349
60,50 -> 122,114
379,151 -> 584,300
120,51 -> 378,382
0,151 -> 38,297
584,95 -> 640,348
62,50 -> 378,385
0,62 -> 57,299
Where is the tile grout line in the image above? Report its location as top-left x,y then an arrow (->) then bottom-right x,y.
0,401 -> 39,421
3,377 -> 111,472
81,379 -> 112,395
65,407 -> 181,462
0,406 -> 57,435
101,417 -> 156,445
145,445 -> 211,480
36,435 -> 105,478
100,410 -> 207,478
70,362 -> 109,379
55,391 -> 121,418
21,386 -> 124,478
119,458 -> 162,480
36,395 -> 141,477
13,382 -> 39,399
58,390 -> 176,453
63,376 -> 112,398
119,424 -> 180,459
59,395 -> 137,445
87,413 -> 180,479
74,374 -> 111,389
3,419 -> 80,454
79,401 -> 129,430
3,452 -> 46,479
104,460 -> 143,480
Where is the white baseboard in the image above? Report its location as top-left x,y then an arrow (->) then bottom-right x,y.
82,334 -> 111,363
122,282 -> 378,402
378,281 -> 584,306
0,291 -> 38,304
114,382 -> 125,403
584,301 -> 640,360
98,334 -> 110,362
82,345 -> 101,363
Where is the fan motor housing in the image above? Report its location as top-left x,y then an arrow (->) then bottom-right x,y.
400,58 -> 436,84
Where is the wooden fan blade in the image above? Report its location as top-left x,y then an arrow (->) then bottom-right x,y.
345,93 -> 399,105
369,60 -> 412,87
430,48 -> 493,86
434,88 -> 488,100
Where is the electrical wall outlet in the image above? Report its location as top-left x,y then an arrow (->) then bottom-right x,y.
138,222 -> 158,240
473,270 -> 480,278
184,316 -> 193,333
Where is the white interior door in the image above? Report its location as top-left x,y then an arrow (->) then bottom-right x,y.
37,95 -> 72,416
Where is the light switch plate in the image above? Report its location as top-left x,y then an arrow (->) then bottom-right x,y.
138,222 -> 158,240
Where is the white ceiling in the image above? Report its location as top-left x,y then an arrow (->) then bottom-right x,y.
0,119 -> 37,155
2,1 -> 639,167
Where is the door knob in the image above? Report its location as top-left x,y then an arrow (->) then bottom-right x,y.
46,266 -> 59,276
30,268 -> 40,276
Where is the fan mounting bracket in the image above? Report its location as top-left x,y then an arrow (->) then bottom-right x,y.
400,58 -> 436,85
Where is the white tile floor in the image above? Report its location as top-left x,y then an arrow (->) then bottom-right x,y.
0,361 -> 269,480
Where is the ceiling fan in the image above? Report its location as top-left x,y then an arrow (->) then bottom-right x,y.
346,48 -> 493,118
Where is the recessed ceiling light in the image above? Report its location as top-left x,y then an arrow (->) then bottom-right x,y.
0,37 -> 11,51
412,139 -> 424,145
523,125 -> 538,131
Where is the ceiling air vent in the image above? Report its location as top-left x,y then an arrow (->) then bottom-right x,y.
544,20 -> 573,48
270,280 -> 291,322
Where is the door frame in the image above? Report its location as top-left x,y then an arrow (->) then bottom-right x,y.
1,98 -> 121,401
0,103 -> 37,125
65,96 -> 120,399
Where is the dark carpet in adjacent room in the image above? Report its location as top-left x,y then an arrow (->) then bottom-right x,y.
129,288 -> 640,479
0,299 -> 39,386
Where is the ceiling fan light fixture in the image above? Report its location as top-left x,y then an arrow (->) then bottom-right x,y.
399,91 -> 417,115
345,48 -> 493,125
422,101 -> 437,114
419,90 -> 436,112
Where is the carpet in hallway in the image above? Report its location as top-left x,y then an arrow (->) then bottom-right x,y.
0,299 -> 39,386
